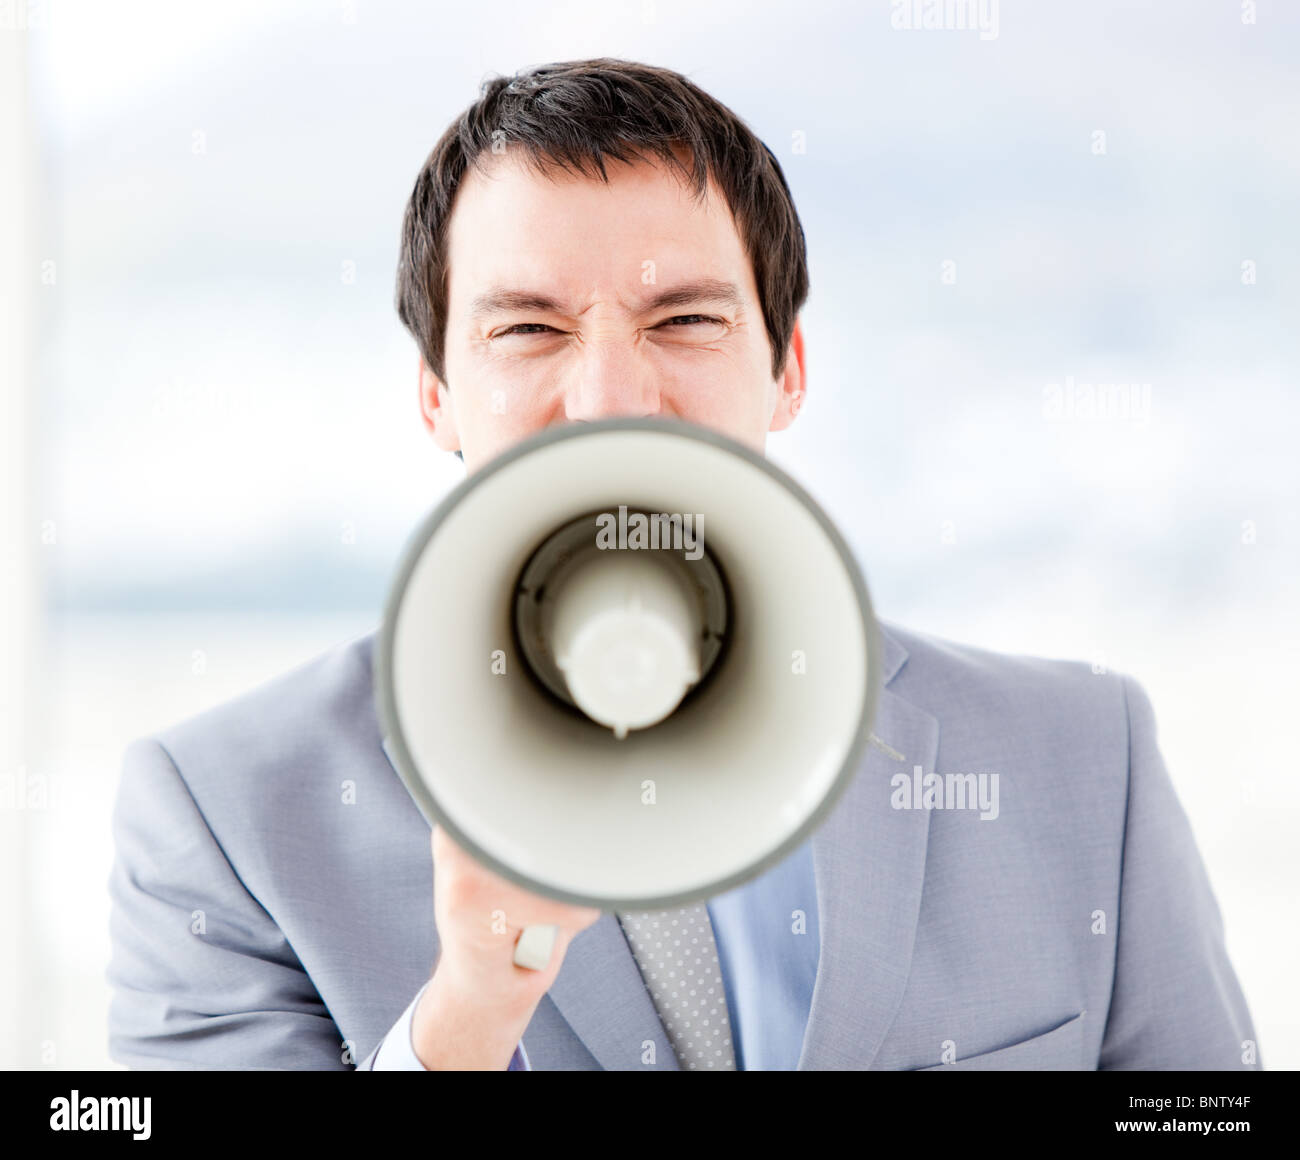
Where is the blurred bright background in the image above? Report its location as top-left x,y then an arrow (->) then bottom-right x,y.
1,0 -> 1296,1069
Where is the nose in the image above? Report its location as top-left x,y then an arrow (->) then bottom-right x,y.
563,337 -> 664,422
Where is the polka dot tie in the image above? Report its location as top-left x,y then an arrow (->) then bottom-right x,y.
616,904 -> 737,1070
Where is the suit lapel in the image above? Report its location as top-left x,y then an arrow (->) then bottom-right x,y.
798,623 -> 938,1068
544,914 -> 681,1070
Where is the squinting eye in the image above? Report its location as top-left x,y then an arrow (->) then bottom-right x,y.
496,323 -> 555,337
660,315 -> 724,328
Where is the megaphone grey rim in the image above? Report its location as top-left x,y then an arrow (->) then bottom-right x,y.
375,416 -> 883,911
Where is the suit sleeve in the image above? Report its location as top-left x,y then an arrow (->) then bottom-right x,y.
106,737 -> 353,1069
1097,676 -> 1261,1070
360,979 -> 530,1070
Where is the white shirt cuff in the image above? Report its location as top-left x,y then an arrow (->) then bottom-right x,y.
368,981 -> 530,1070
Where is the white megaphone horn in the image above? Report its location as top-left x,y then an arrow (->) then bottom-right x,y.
375,417 -> 881,970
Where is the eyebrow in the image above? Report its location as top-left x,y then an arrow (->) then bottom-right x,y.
468,278 -> 745,323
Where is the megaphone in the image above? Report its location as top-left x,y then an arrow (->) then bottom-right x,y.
375,417 -> 881,970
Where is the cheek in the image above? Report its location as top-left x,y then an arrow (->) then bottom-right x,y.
459,365 -> 557,430
660,358 -> 768,417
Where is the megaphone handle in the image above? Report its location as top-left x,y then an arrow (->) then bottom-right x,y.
513,923 -> 558,971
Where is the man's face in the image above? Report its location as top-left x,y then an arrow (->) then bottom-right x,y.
418,146 -> 806,472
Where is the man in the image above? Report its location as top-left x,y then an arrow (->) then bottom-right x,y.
106,57 -> 1259,1071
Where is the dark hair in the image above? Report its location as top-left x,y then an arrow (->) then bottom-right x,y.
395,57 -> 809,394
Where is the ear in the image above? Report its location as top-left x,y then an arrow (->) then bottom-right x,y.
767,316 -> 806,433
418,356 -> 462,454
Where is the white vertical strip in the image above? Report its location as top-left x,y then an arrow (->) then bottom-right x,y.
0,23 -> 37,1070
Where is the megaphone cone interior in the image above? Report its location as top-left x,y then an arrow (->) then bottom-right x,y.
377,418 -> 880,911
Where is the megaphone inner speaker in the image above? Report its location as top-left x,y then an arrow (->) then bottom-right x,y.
512,509 -> 731,737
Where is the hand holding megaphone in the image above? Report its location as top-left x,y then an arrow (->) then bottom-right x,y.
407,824 -> 599,1069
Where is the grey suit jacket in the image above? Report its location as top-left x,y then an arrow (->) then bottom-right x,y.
105,618 -> 1260,1070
